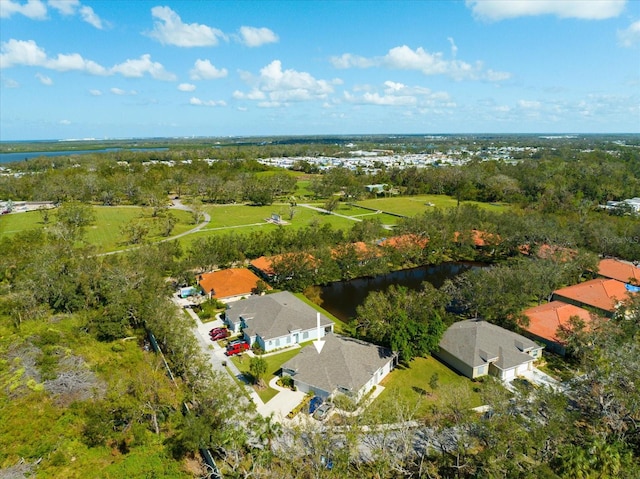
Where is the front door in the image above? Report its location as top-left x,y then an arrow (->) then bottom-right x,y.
293,333 -> 299,344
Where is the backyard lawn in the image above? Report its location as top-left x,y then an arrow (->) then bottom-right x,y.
364,355 -> 487,422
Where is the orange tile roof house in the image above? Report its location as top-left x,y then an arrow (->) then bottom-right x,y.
597,258 -> 640,285
522,301 -> 596,355
552,278 -> 632,317
197,268 -> 265,303
377,234 -> 428,249
249,253 -> 316,279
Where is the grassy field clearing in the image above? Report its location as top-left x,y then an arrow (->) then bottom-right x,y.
355,195 -> 510,216
0,207 -> 194,253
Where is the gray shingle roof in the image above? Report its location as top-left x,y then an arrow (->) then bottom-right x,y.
282,333 -> 395,394
439,320 -> 540,371
226,291 -> 333,341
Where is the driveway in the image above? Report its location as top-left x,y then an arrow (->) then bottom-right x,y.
257,376 -> 307,421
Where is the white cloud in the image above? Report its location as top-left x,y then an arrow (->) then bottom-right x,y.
233,89 -> 266,100
233,60 -> 342,108
111,54 -> 176,81
0,0 -> 47,19
59,119 -> 71,125
332,45 -> 510,82
35,72 -> 52,84
148,6 -> 226,47
3,78 -> 20,88
258,60 -> 334,97
234,60 -> 341,105
47,0 -> 105,28
518,99 -> 542,109
238,26 -> 279,47
344,81 -> 453,109
330,53 -> 376,69
466,0 -> 626,21
189,59 -> 228,80
48,0 -> 78,15
1,39 -> 177,82
447,37 -> 458,58
79,5 -> 103,29
177,83 -> 196,92
110,87 -> 137,95
89,89 -> 102,96
47,52 -> 108,74
618,20 -> 640,47
0,39 -> 47,68
189,96 -> 226,107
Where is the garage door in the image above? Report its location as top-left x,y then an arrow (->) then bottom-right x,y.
515,363 -> 530,376
503,368 -> 516,381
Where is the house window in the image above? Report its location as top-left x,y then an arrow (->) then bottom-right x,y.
275,339 -> 280,347
286,336 -> 291,344
477,365 -> 487,375
303,331 -> 309,340
268,341 -> 272,346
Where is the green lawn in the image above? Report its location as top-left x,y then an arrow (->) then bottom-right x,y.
355,195 -> 511,217
231,346 -> 305,403
364,355 -> 486,421
0,206 -> 194,253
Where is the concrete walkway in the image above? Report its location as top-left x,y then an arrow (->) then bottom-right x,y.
256,377 -> 307,421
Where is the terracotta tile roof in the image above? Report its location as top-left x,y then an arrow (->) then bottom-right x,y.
522,301 -> 595,344
378,234 -> 428,249
250,253 -> 316,276
553,278 -> 632,313
198,268 -> 265,299
597,258 -> 640,284
331,241 -> 379,259
518,243 -> 577,261
453,230 -> 500,247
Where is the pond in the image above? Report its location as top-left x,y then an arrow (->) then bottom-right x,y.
312,262 -> 486,322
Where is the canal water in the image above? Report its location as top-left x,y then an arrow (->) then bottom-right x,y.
314,262 -> 484,322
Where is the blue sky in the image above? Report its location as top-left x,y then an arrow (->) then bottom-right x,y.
1,0 -> 639,140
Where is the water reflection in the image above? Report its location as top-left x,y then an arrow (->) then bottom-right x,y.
313,262 -> 485,322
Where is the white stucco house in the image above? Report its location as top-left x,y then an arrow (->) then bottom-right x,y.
224,291 -> 334,352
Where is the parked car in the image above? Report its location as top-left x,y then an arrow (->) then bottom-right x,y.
210,329 -> 229,341
225,341 -> 249,356
209,327 -> 226,336
309,396 -> 323,415
313,403 -> 334,421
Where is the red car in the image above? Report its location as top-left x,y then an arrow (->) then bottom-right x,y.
209,328 -> 230,341
225,341 -> 249,356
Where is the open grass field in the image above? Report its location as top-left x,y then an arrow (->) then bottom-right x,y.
0,206 -> 194,253
364,355 -> 486,420
355,195 -> 511,217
